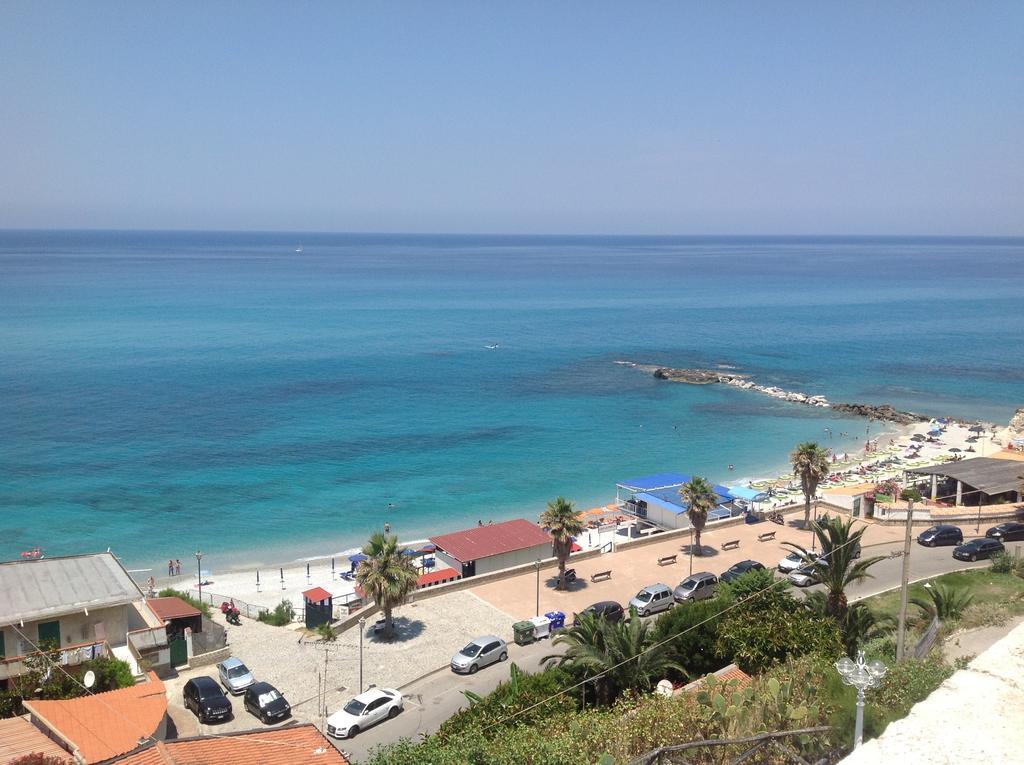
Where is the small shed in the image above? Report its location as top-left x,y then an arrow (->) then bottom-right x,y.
430,519 -> 553,577
147,596 -> 202,635
302,587 -> 334,629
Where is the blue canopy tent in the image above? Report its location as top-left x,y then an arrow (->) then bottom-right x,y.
619,472 -> 734,530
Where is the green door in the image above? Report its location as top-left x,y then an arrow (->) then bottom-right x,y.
169,635 -> 188,666
38,620 -> 61,647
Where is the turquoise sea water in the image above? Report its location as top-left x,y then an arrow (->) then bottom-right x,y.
2,231 -> 1023,571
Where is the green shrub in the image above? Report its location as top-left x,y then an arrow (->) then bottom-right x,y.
257,599 -> 294,626
652,597 -> 729,680
957,602 -> 1010,630
313,622 -> 337,642
990,551 -> 1015,574
84,655 -> 134,691
156,588 -> 212,618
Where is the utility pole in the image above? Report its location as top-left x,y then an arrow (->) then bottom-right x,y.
895,500 -> 914,660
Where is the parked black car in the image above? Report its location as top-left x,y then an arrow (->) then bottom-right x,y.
183,676 -> 232,723
244,681 -> 291,724
719,560 -> 766,583
952,538 -> 1005,562
917,525 -> 964,547
574,601 -> 624,625
986,522 -> 1024,543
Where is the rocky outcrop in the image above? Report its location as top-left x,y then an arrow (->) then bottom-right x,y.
652,367 -> 737,385
829,403 -> 928,425
1009,407 -> 1024,434
626,360 -> 927,423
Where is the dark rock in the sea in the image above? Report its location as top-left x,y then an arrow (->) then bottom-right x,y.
653,367 -> 740,385
829,403 -> 928,425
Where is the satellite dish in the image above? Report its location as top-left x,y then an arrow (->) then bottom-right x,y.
83,670 -> 96,689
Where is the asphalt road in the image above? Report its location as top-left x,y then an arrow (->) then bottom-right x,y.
335,534 -> 1007,763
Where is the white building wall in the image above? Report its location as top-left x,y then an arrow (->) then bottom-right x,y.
474,542 -> 553,576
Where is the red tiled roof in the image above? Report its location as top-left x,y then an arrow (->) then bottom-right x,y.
681,663 -> 753,693
107,724 -> 349,764
416,569 -> 462,588
429,518 -> 551,563
0,716 -> 73,763
24,673 -> 167,763
302,587 -> 333,602
146,596 -> 201,621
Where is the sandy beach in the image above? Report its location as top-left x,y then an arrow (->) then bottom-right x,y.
143,412 -> 1013,613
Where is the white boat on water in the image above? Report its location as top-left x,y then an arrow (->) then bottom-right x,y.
295,244 -> 303,253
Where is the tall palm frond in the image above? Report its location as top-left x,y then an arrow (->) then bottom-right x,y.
784,516 -> 884,618
679,477 -> 717,556
911,583 -> 973,620
539,497 -> 584,591
790,442 -> 831,529
356,531 -> 418,640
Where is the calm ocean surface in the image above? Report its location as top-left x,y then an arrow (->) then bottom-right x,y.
2,231 -> 1023,571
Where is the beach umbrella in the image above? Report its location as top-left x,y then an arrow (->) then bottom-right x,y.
938,417 -> 950,424
969,425 -> 985,433
949,447 -> 962,453
402,548 -> 417,556
928,429 -> 942,436
417,543 -> 437,554
348,553 -> 367,563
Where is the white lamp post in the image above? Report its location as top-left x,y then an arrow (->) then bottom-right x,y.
358,616 -> 366,693
835,651 -> 887,749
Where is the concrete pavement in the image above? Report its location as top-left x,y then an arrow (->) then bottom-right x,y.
333,526 -> 1010,762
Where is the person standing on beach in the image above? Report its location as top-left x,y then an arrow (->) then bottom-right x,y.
175,559 -> 181,576
167,559 -> 174,576
384,522 -> 390,534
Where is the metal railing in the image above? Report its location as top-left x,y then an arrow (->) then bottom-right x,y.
626,726 -> 839,765
189,588 -> 363,623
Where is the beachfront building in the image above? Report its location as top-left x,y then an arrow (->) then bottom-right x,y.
904,457 -> 1024,506
0,552 -> 169,687
616,472 -> 734,531
429,518 -> 553,577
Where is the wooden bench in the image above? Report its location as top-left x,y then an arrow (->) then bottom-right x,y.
721,539 -> 740,551
757,531 -> 777,542
590,570 -> 612,583
657,554 -> 677,566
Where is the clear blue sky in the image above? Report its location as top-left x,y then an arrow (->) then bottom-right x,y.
2,1 -> 1022,234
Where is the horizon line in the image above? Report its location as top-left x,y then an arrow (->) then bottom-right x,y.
2,227 -> 1023,241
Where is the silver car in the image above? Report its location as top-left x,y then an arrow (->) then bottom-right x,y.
217,656 -> 255,695
629,583 -> 674,617
451,635 -> 508,674
673,572 -> 719,603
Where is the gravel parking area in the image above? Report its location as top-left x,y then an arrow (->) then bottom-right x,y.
164,590 -> 515,737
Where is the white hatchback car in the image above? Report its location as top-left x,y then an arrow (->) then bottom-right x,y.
326,687 -> 403,739
777,552 -> 805,573
217,657 -> 255,695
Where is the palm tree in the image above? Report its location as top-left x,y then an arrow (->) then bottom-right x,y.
911,583 -> 973,621
791,441 -> 831,529
805,591 -> 893,657
784,516 -> 884,619
539,496 -> 584,591
356,531 -> 418,640
679,477 -> 716,556
544,609 -> 684,705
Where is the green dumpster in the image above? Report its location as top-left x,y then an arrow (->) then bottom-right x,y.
513,620 -> 535,646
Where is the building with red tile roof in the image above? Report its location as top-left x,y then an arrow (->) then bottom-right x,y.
144,598 -> 201,622
429,518 -> 552,577
22,673 -> 167,764
0,716 -> 73,764
102,724 -> 349,765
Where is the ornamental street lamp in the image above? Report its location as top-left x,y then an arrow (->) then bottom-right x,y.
534,560 -> 541,616
195,550 -> 203,603
835,651 -> 887,749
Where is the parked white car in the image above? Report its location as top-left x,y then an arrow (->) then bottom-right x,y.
326,687 -> 403,739
451,635 -> 508,674
777,552 -> 805,573
217,657 -> 255,695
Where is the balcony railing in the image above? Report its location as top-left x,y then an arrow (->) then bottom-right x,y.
0,639 -> 111,681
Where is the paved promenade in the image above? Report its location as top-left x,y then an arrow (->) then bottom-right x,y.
470,509 -> 908,621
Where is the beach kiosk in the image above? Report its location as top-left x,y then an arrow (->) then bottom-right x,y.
302,587 -> 334,630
